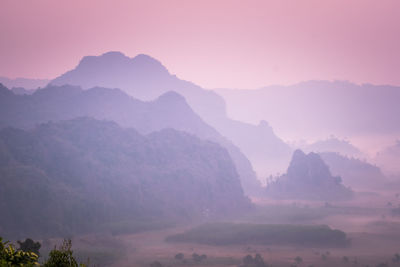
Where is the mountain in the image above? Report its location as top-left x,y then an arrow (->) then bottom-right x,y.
212,119 -> 293,177
375,140 -> 400,175
265,150 -> 353,201
11,87 -> 36,95
319,152 -> 386,190
0,83 -> 260,195
51,51 -> 227,121
50,51 -> 292,177
300,137 -> 363,158
0,76 -> 49,90
216,81 -> 400,141
0,118 -> 250,239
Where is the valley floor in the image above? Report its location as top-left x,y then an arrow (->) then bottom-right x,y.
38,190 -> 400,267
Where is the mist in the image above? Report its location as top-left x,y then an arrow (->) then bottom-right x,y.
2,1 -> 400,267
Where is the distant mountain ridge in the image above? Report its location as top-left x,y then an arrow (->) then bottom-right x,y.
0,76 -> 49,90
216,80 -> 400,141
50,51 -> 292,177
375,140 -> 400,175
319,152 -> 386,190
51,51 -> 227,121
300,137 -> 363,158
0,83 -> 261,194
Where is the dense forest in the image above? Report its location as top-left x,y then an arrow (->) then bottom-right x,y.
0,118 -> 250,239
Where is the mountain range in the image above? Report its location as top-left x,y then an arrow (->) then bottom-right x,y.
0,118 -> 250,239
50,51 -> 292,177
299,137 -> 364,158
319,152 -> 386,190
374,140 -> 400,175
216,81 -> 400,143
0,83 -> 261,194
0,76 -> 49,90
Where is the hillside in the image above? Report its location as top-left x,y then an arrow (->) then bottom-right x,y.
0,84 -> 260,194
51,52 -> 227,122
216,81 -> 400,142
301,137 -> 363,158
0,76 -> 48,90
50,52 -> 292,177
375,140 -> 400,175
265,150 -> 353,201
0,118 -> 250,239
319,152 -> 386,190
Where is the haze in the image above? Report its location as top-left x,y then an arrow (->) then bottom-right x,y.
2,1 -> 400,267
1,0 -> 400,88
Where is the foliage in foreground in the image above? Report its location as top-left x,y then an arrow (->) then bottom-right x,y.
17,239 -> 41,257
0,237 -> 39,267
1,237 -> 86,267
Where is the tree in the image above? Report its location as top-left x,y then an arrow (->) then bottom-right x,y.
43,239 -> 85,267
240,254 -> 268,267
294,256 -> 303,264
342,256 -> 349,263
192,253 -> 201,262
149,261 -> 162,267
174,253 -> 184,260
0,237 -> 39,266
18,239 -> 41,256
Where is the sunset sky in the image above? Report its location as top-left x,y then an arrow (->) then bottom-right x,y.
1,0 -> 399,88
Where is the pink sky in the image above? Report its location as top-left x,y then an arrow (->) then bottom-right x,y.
0,0 -> 399,88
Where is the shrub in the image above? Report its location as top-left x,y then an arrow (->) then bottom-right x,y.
174,253 -> 184,260
18,239 -> 41,257
0,237 -> 39,266
240,254 -> 267,267
149,261 -> 163,267
342,256 -> 349,263
294,256 -> 303,264
43,239 -> 85,267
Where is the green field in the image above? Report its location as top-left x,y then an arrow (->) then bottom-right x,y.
166,222 -> 349,247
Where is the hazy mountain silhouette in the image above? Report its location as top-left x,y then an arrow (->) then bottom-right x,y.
375,140 -> 400,175
216,80 -> 400,141
11,87 -> 35,95
50,51 -> 292,177
0,118 -> 250,239
51,51 -> 227,121
319,152 -> 386,190
300,137 -> 363,158
213,119 -> 293,177
265,150 -> 353,201
0,83 -> 260,194
0,76 -> 49,90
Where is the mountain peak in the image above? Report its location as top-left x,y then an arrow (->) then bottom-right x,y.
78,51 -> 130,67
266,149 -> 353,201
101,51 -> 127,58
156,91 -> 187,105
77,51 -> 166,70
292,149 -> 306,159
133,53 -> 161,63
0,83 -> 13,97
52,51 -> 171,89
0,83 -> 8,91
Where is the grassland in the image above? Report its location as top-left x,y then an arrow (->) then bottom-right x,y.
165,222 -> 349,247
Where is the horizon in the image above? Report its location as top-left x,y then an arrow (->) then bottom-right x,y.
1,50 -> 400,90
1,0 -> 400,88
